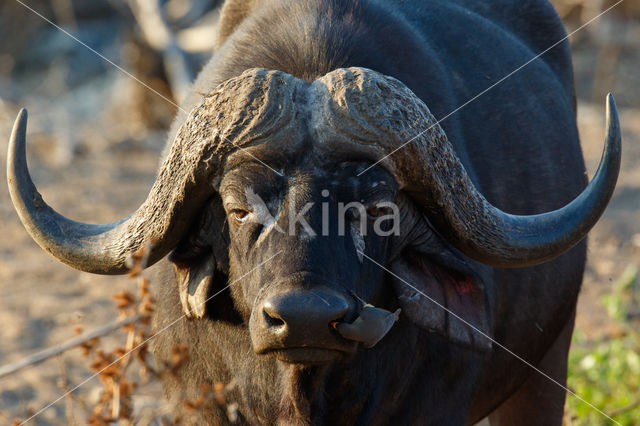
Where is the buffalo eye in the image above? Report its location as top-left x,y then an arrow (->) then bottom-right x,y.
231,209 -> 250,223
366,205 -> 388,219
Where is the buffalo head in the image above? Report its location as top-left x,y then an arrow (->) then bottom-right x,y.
7,67 -> 621,364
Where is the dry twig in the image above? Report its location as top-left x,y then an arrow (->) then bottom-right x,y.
0,315 -> 141,379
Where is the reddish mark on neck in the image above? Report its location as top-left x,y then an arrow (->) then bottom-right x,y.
455,276 -> 474,295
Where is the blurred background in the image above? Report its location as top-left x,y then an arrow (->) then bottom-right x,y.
0,0 -> 638,424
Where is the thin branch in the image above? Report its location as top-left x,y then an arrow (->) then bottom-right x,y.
609,399 -> 640,417
0,315 -> 141,379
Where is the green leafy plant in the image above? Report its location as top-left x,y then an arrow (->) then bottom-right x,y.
566,265 -> 640,425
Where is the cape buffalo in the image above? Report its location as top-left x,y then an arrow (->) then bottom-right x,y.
7,0 -> 621,424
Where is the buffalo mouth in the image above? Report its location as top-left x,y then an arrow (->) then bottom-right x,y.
252,322 -> 359,365
263,346 -> 354,365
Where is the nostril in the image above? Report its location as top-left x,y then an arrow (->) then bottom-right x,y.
263,309 -> 285,328
263,299 -> 286,328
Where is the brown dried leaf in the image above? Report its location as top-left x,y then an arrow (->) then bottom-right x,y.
113,290 -> 136,310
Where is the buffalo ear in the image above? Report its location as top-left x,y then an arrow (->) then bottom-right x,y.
169,196 -> 229,319
173,255 -> 214,319
390,240 -> 493,351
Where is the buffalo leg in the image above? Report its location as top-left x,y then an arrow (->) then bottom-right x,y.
488,312 -> 575,426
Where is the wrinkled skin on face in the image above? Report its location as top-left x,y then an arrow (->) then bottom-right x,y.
175,153 -> 391,355
169,139 -> 492,366
222,159 -> 403,361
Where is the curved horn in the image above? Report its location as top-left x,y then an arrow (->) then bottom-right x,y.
314,68 -> 621,268
7,69 -> 300,274
404,94 -> 621,268
7,109 -> 216,274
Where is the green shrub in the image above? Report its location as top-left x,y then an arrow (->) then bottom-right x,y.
566,265 -> 640,425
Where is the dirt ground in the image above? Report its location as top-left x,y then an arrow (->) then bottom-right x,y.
0,1 -> 639,424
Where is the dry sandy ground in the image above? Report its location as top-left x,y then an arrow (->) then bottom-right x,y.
1,13 -> 639,426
